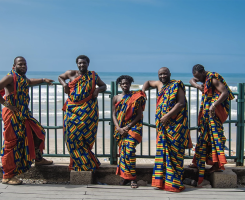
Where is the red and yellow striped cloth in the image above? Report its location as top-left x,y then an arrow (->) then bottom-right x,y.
114,90 -> 146,180
193,72 -> 235,185
1,70 -> 45,179
63,71 -> 100,171
152,80 -> 191,192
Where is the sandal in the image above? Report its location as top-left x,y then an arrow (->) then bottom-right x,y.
120,179 -> 131,186
2,177 -> 23,185
206,166 -> 223,174
131,181 -> 138,189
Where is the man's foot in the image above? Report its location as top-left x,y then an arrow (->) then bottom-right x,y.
35,158 -> 53,166
183,178 -> 197,186
188,164 -> 197,168
131,181 -> 138,189
2,177 -> 22,185
206,165 -> 223,174
120,179 -> 131,186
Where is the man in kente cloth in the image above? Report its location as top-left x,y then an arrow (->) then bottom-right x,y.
189,64 -> 234,187
0,56 -> 54,185
142,67 -> 192,192
58,55 -> 106,171
112,75 -> 146,189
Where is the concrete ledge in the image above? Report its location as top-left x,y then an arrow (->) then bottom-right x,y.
232,166 -> 245,184
70,170 -> 93,185
0,164 -> 70,183
210,169 -> 237,188
1,163 -> 244,188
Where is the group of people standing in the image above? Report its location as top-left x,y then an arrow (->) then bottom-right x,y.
0,55 -> 234,193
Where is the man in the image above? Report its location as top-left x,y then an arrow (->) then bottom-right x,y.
189,64 -> 234,186
142,67 -> 191,192
112,75 -> 146,188
0,56 -> 54,185
58,55 -> 106,171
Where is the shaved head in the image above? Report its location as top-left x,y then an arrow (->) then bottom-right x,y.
158,67 -> 171,84
158,67 -> 170,74
14,56 -> 25,64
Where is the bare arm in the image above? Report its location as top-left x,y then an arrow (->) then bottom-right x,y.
142,80 -> 162,92
112,96 -> 127,137
0,75 -> 13,104
112,96 -> 120,129
0,75 -> 18,113
209,78 -> 229,117
160,87 -> 186,125
58,70 -> 73,94
28,78 -> 54,86
189,78 -> 204,92
93,76 -> 107,98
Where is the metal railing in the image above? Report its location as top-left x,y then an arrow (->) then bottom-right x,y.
0,82 -> 244,166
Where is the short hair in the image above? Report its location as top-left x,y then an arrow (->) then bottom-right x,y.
14,56 -> 25,64
76,55 -> 90,64
116,75 -> 134,85
192,64 -> 205,74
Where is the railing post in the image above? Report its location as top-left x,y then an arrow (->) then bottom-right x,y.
236,83 -> 244,166
110,81 -> 117,164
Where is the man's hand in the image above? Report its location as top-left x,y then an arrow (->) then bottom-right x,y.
92,88 -> 99,99
7,105 -> 19,114
117,127 -> 128,137
197,84 -> 204,93
160,115 -> 169,126
63,85 -> 70,94
209,104 -> 215,118
43,78 -> 54,85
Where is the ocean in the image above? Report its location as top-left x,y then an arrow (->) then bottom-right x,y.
0,71 -> 244,152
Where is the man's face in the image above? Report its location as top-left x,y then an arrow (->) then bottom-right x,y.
158,68 -> 170,84
14,58 -> 27,76
193,71 -> 206,83
77,58 -> 89,73
120,79 -> 131,93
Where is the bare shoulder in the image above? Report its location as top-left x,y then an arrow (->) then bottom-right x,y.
113,94 -> 124,104
0,74 -> 14,85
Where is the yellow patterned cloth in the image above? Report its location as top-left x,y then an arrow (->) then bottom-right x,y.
1,70 -> 45,179
152,80 -> 191,192
63,71 -> 100,171
114,91 -> 146,180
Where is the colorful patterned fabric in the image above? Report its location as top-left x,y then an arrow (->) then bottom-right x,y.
1,70 -> 45,179
193,72 -> 235,185
114,91 -> 146,180
152,80 -> 190,192
63,71 -> 100,171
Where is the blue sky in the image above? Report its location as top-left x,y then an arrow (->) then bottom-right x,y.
0,0 -> 244,73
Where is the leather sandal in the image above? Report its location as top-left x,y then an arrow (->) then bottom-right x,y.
35,158 -> 53,166
2,177 -> 23,185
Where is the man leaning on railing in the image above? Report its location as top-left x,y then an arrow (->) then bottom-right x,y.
0,56 -> 54,185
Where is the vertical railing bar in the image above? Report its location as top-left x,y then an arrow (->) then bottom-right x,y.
240,83 -> 244,164
229,100 -> 231,157
62,86 -> 65,154
102,93 -> 105,155
39,85 -> 41,123
236,83 -> 241,165
54,85 -> 57,155
148,89 -> 151,156
110,81 -> 115,164
114,82 -> 118,162
31,86 -> 33,115
46,85 -> 50,154
188,86 -> 191,156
